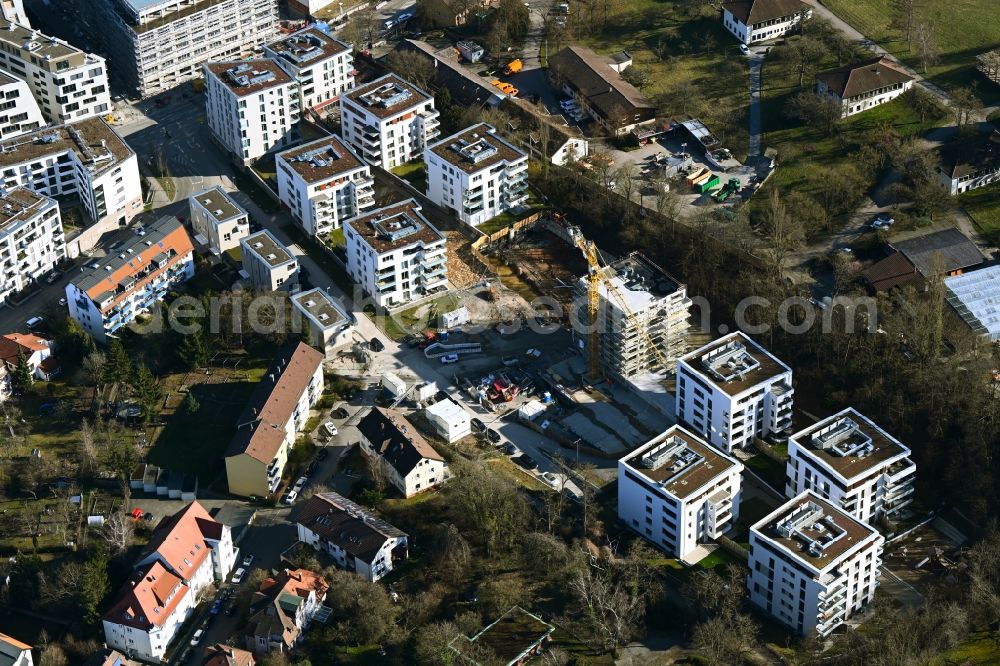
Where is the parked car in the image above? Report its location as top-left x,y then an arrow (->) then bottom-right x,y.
190,629 -> 205,647
441,354 -> 459,364
282,490 -> 298,505
332,407 -> 350,419
306,460 -> 318,476
370,337 -> 385,352
324,422 -> 338,437
58,297 -> 67,307
542,472 -> 560,487
242,554 -> 255,568
869,213 -> 895,230
293,476 -> 308,494
143,512 -> 154,522
486,429 -> 501,444
45,270 -> 61,285
525,348 -> 542,359
501,442 -> 518,456
210,599 -> 223,615
517,454 -> 539,470
231,567 -> 246,584
25,316 -> 43,331
739,43 -> 749,55
471,417 -> 486,433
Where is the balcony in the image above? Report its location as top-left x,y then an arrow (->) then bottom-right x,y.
886,458 -> 916,483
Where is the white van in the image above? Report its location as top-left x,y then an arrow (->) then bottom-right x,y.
25,316 -> 43,330
440,354 -> 459,364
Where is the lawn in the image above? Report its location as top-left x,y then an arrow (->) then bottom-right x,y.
696,547 -> 744,570
476,191 -> 549,236
328,226 -> 346,249
743,453 -> 787,492
390,160 -> 428,192
577,2 -> 750,157
821,0 -> 1000,105
960,182 -> 1000,245
388,293 -> 461,333
147,362 -> 269,482
935,630 -> 1000,665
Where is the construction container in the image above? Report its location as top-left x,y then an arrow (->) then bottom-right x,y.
685,166 -> 708,185
697,175 -> 720,193
691,171 -> 712,188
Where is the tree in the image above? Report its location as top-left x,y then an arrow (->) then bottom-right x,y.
131,363 -> 162,423
760,188 -> 804,279
102,339 -> 132,402
105,440 -> 139,505
176,328 -> 212,370
913,22 -> 939,73
38,645 -> 68,666
80,547 -> 111,624
949,86 -> 983,130
102,509 -> 135,555
81,351 -> 105,393
182,392 -> 200,415
621,65 -> 651,92
778,37 -> 827,87
783,91 -> 842,134
366,453 -> 388,496
385,50 -> 436,92
692,613 -> 759,665
431,522 -> 470,578
891,0 -> 918,49
901,85 -> 945,123
10,349 -> 33,396
447,460 -> 528,556
321,569 -> 399,646
478,576 -> 527,619
412,621 -> 462,666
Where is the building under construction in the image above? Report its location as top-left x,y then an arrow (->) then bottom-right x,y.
576,252 -> 691,380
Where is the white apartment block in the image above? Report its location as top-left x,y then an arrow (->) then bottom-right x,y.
95,0 -> 279,97
576,251 -> 691,380
0,18 -> 111,123
787,409 -> 916,526
425,123 -> 528,227
748,492 -> 883,637
0,117 -> 143,256
619,425 -> 743,561
817,57 -> 914,118
66,216 -> 194,343
240,229 -> 298,291
722,0 -> 810,45
0,187 -> 64,303
0,73 -> 42,139
291,287 -> 354,353
276,134 -> 374,237
676,331 -> 794,454
204,60 -> 299,165
188,186 -> 249,254
103,502 -> 236,662
344,199 -> 447,308
0,0 -> 28,26
264,27 -> 354,112
340,74 -> 440,168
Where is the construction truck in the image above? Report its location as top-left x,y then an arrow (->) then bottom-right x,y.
504,59 -> 523,75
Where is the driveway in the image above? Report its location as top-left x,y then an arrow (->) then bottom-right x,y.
746,46 -> 768,157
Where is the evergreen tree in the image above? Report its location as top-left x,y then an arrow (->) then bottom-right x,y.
102,339 -> 132,399
10,349 -> 32,395
131,363 -> 162,423
182,392 -> 200,415
79,546 -> 110,624
176,328 -> 212,370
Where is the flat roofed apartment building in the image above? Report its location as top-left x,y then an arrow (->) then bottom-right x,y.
0,17 -> 111,123
0,117 -> 143,255
263,27 -> 354,112
344,199 -> 447,307
425,122 -> 529,227
0,187 -> 64,303
618,425 -> 743,560
787,408 -> 916,525
276,134 -> 374,237
748,492 -> 883,637
188,186 -> 249,254
240,229 -> 298,291
0,72 -> 43,139
94,0 -> 279,97
339,73 -> 440,168
676,331 -> 794,453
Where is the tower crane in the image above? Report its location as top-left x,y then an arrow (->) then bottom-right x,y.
568,226 -> 671,381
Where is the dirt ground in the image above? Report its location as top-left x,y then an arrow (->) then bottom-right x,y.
883,521 -> 965,592
486,227 -> 588,309
447,232 -> 490,288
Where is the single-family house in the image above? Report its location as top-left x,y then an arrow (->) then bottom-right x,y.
0,333 -> 58,398
358,407 -> 450,497
245,568 -> 328,654
204,645 -> 255,666
817,57 -> 914,118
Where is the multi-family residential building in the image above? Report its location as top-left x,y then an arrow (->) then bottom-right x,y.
817,57 -> 914,118
747,492 -> 884,637
339,73 -> 439,168
0,73 -> 43,139
722,0 -> 810,45
275,135 -> 374,237
0,18 -> 111,123
224,342 -> 324,497
0,632 -> 32,666
937,129 -> 1000,195
204,60 -> 299,165
93,0 -> 279,97
358,407 -> 450,497
575,251 -> 691,380
0,117 -> 143,253
0,332 -> 59,398
188,186 -> 250,255
0,188 -> 64,303
676,331 -> 794,453
344,199 -> 447,308
65,216 -> 194,343
291,287 -> 354,354
240,229 -> 298,291
425,123 -> 529,227
787,409 -> 916,525
292,491 -> 409,582
103,502 -> 236,662
245,568 -> 328,654
547,46 -> 655,135
618,425 -> 743,560
263,27 -> 354,112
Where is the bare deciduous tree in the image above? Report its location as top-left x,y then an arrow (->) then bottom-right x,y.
103,510 -> 135,555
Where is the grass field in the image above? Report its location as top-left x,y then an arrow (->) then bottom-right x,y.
578,2 -> 750,158
936,630 -> 1000,665
960,182 -> 1000,245
821,0 -> 1000,105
